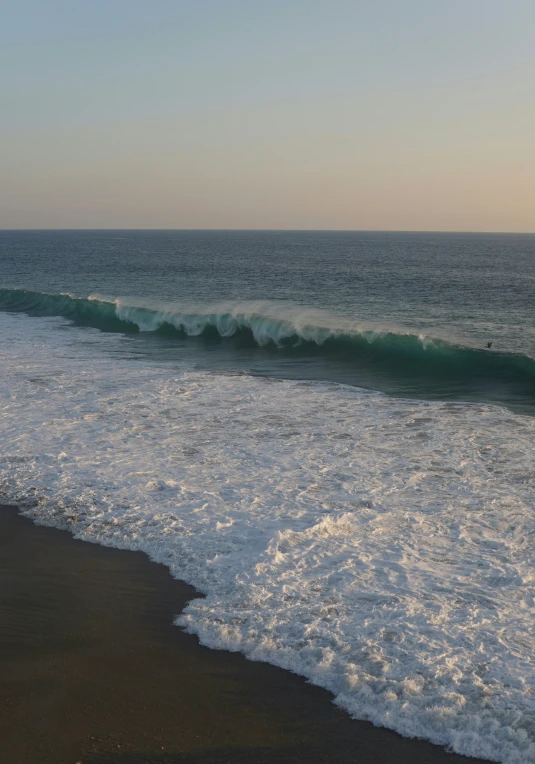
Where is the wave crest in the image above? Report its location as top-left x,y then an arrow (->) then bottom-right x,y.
1,288 -> 534,408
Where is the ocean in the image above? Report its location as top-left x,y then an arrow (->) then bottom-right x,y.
0,230 -> 534,762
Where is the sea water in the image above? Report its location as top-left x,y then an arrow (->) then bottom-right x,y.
0,230 -> 534,762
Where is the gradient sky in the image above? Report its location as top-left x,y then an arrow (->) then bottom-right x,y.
1,0 -> 534,231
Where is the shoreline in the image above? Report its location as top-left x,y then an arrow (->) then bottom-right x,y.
0,504 -> 489,764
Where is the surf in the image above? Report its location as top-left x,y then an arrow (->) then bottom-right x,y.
1,288 -> 534,411
1,308 -> 535,764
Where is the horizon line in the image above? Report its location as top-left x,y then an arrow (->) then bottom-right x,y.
1,227 -> 534,235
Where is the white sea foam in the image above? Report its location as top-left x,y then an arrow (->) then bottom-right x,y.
1,311 -> 534,763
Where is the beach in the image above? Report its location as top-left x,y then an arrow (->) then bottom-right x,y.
1,231 -> 534,763
0,504 -> 489,764
3,0 -> 535,757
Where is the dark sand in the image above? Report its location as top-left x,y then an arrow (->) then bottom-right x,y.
0,505 -> 488,764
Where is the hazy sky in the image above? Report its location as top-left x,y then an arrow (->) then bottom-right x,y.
1,0 -> 534,231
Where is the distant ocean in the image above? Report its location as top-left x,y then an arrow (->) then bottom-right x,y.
1,230 -> 534,763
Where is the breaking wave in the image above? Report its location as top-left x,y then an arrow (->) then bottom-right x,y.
1,288 -> 534,409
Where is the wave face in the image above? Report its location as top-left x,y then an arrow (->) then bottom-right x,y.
1,310 -> 535,763
1,288 -> 534,411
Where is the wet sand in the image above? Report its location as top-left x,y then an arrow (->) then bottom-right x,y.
0,505 -> 488,764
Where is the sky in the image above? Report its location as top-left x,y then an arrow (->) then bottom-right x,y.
1,0 -> 534,231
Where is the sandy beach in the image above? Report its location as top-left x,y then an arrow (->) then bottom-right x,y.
0,504 -> 489,764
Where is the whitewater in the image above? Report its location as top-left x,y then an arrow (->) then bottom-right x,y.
1,311 -> 535,763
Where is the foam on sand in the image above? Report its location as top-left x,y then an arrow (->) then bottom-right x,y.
1,311 -> 534,763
